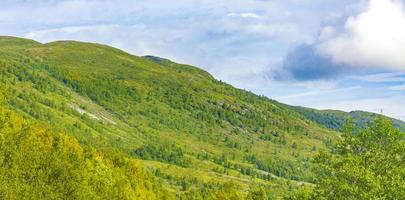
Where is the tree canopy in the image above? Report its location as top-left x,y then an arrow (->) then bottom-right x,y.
289,118 -> 405,199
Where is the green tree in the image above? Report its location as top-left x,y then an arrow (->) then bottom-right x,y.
289,117 -> 405,199
247,186 -> 268,200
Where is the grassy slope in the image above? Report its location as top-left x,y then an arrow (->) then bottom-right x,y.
0,36 -> 340,198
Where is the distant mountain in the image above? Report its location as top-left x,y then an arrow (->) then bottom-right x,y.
0,36 -> 399,199
291,106 -> 405,132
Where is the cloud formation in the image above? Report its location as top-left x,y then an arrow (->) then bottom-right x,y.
280,44 -> 349,80
318,0 -> 405,70
280,0 -> 405,81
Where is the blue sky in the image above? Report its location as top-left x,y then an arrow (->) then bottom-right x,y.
1,0 -> 405,120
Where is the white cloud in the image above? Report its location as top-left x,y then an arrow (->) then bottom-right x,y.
25,24 -> 156,56
227,12 -> 261,19
389,84 -> 405,91
319,26 -> 336,41
275,86 -> 361,100
350,72 -> 405,82
318,0 -> 405,70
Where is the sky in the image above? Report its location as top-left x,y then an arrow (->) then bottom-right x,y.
1,0 -> 405,120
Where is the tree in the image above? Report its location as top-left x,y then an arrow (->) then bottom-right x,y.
289,117 -> 405,199
247,186 -> 268,200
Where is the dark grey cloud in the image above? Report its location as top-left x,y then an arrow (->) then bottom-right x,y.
279,44 -> 352,81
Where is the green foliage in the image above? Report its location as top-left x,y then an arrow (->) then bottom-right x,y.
289,117 -> 405,199
246,186 -> 268,200
0,106 -> 170,199
132,143 -> 191,167
180,182 -> 244,200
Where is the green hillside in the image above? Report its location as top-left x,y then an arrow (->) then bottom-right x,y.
291,106 -> 405,132
0,99 -> 169,199
1,36 -> 397,199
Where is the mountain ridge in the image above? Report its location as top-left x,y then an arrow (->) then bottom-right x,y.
290,106 -> 405,132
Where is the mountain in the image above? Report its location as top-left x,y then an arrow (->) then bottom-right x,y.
291,106 -> 405,132
0,36 -> 399,199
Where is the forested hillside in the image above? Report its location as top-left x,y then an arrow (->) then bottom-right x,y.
291,106 -> 405,132
0,36 -> 400,199
0,84 -> 171,199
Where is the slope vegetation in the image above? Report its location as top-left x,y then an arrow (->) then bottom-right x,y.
0,36 -> 344,199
